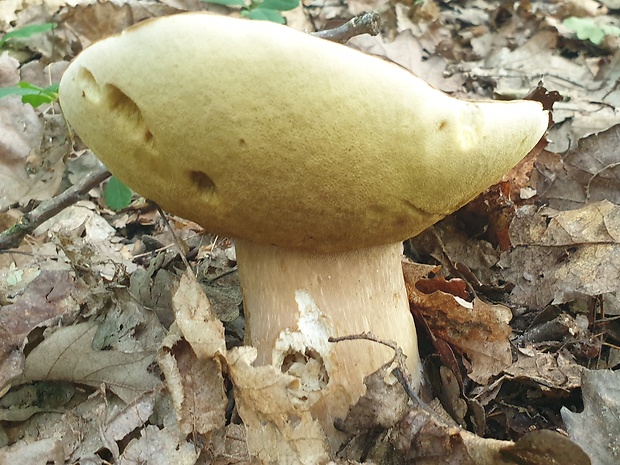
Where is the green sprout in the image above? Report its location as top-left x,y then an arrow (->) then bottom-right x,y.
202,0 -> 299,24
0,81 -> 59,107
103,176 -> 134,211
0,22 -> 56,48
563,16 -> 620,46
0,23 -> 59,107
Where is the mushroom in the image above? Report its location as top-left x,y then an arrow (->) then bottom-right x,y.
58,13 -> 548,449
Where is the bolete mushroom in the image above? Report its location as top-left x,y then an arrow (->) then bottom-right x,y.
59,13 -> 548,449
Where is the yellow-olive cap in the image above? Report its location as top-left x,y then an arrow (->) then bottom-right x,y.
59,13 -> 548,253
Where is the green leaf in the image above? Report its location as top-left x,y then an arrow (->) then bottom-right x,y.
260,0 -> 298,12
202,0 -> 247,6
0,81 -> 59,107
563,16 -> 620,45
0,23 -> 56,48
104,177 -> 133,211
244,8 -> 286,23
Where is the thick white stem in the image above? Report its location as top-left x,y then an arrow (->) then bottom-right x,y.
235,239 -> 420,446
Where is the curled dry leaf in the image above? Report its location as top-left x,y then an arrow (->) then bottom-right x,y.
499,429 -> 591,465
227,346 -> 331,465
393,408 -> 590,465
158,271 -> 227,437
172,271 -> 226,360
335,354 -> 410,462
502,200 -> 620,308
159,329 -> 227,438
504,351 -> 583,395
393,407 -> 513,465
403,262 -> 512,384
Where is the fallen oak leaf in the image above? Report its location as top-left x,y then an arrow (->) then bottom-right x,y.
403,262 -> 512,384
17,322 -> 159,403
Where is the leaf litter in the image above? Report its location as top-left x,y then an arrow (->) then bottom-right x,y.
1,0 -> 620,463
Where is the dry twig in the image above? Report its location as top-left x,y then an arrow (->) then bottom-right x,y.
0,163 -> 111,250
312,11 -> 381,44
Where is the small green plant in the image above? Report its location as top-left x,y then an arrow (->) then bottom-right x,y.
104,176 -> 134,211
0,23 -> 134,212
0,23 -> 59,107
0,81 -> 59,107
202,0 -> 299,24
0,22 -> 56,48
563,16 -> 620,46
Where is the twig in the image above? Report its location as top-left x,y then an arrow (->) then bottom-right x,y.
311,11 -> 381,44
156,204 -> 195,275
328,332 -> 424,405
0,163 -> 111,250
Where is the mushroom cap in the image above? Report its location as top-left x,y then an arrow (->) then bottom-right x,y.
59,13 -> 548,253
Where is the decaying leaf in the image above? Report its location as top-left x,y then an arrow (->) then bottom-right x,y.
158,271 -> 227,437
172,271 -> 226,359
392,407 -> 512,465
37,204 -> 137,279
159,329 -> 227,437
0,270 -> 88,396
499,429 -> 591,465
504,350 -> 583,395
335,355 -> 410,462
20,322 -> 159,403
118,424 -> 199,465
227,346 -> 331,465
403,262 -> 512,384
562,369 -> 620,465
393,408 -> 589,465
0,56 -> 46,209
501,201 -> 620,308
536,125 -> 620,210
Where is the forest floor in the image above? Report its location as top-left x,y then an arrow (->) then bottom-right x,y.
1,0 -> 619,464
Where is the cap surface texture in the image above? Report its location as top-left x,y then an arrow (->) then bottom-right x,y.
59,13 -> 548,252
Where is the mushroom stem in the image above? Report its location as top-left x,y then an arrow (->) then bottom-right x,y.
234,239 -> 419,446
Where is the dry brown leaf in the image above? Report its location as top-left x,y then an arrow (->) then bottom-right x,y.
0,437 -> 66,464
20,322 -> 160,403
409,216 -> 503,289
0,55 -> 47,210
403,262 -> 512,384
118,424 -> 199,465
205,423 -> 256,464
394,407 -> 589,465
501,201 -> 620,307
172,271 -> 226,359
0,270 -> 88,396
227,346 -> 331,464
555,0 -> 608,18
393,408 -> 513,465
35,204 -> 138,278
499,429 -> 591,465
504,350 -> 583,395
158,272 -> 227,437
336,357 -> 410,461
159,329 -> 227,437
535,125 -> 620,210
562,369 -> 620,465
